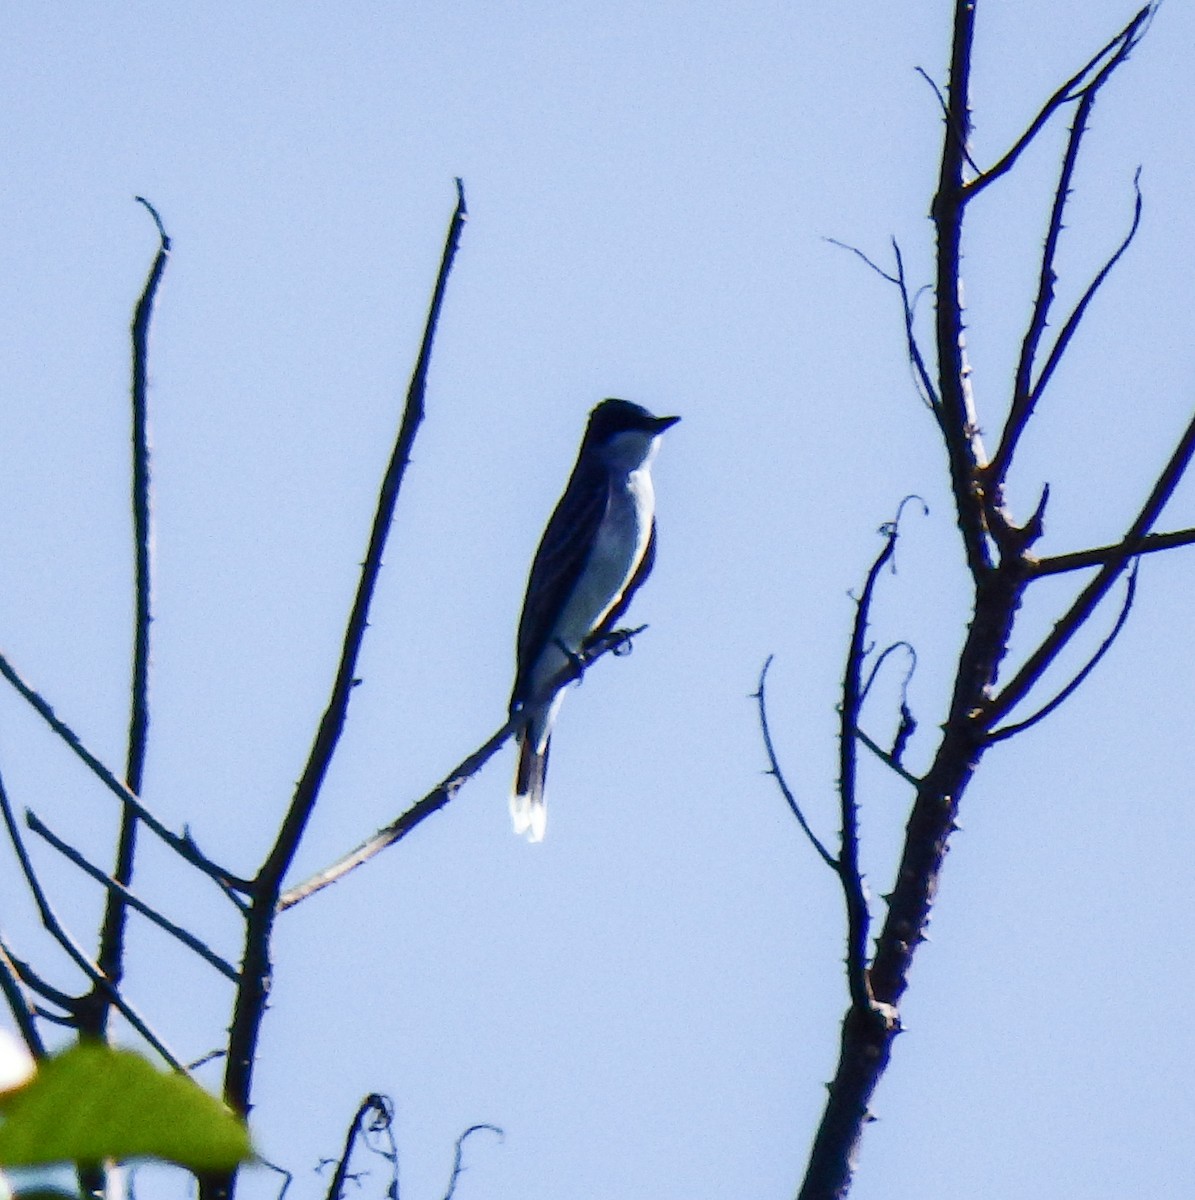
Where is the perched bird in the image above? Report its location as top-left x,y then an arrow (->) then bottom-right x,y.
508,398 -> 680,842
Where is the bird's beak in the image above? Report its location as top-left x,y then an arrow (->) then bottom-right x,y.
653,415 -> 681,432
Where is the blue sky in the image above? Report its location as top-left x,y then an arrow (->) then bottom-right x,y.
2,3 -> 1195,1198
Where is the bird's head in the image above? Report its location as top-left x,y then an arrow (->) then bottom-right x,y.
584,398 -> 680,471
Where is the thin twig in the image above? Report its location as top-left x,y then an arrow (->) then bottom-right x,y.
217,183 -> 469,1164
441,1125 -> 504,1200
988,407 -> 1195,725
26,809 -> 239,983
838,526 -> 900,1011
279,625 -> 646,911
915,65 -> 981,175
0,934 -> 46,1057
892,241 -> 940,411
988,560 -> 1139,743
991,63 -> 1137,484
823,238 -> 939,411
854,727 -> 922,787
964,5 -> 1153,201
1032,526 -> 1195,576
753,656 -> 837,871
89,195 -> 171,1040
0,767 -> 182,1069
324,1094 -> 397,1200
1028,170 -> 1143,407
259,178 -> 469,895
0,650 -> 250,895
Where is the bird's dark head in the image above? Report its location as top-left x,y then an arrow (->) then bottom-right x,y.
586,398 -> 680,443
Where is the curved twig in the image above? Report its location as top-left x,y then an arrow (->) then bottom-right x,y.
754,656 -> 837,871
441,1124 -> 504,1200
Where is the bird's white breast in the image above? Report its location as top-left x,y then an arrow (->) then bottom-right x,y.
552,465 -> 654,653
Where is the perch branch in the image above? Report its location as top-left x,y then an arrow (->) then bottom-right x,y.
279,624 -> 646,911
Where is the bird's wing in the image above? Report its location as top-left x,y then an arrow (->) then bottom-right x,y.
585,517 -> 656,649
510,465 -> 609,710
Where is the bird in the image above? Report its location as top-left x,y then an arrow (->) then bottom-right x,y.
508,398 -> 680,842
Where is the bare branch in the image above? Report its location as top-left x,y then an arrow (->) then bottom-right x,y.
754,656 -> 837,871
988,407 -> 1195,725
279,625 -> 647,911
323,1094 -> 397,1200
218,183 -> 469,1158
88,195 -> 172,1040
0,934 -> 46,1057
258,178 -> 468,896
824,238 -> 938,410
0,767 -> 182,1069
988,560 -> 1138,743
26,809 -> 240,983
823,236 -> 898,285
838,525 -> 900,1012
1033,526 -> 1195,576
0,649 -> 250,895
915,66 -> 980,175
4,950 -> 78,1014
892,241 -> 940,411
930,0 -> 992,581
855,727 -> 921,787
965,5 -> 1153,201
1029,170 -> 1143,407
990,92 -> 1143,483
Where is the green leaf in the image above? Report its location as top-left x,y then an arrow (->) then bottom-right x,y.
0,1045 -> 252,1171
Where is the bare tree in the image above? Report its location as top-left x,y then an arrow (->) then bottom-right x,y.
1,5 -> 1189,1200
757,3 -> 1193,1197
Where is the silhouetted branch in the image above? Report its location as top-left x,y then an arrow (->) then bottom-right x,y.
0,934 -> 45,1057
87,195 -> 172,1043
26,809 -> 239,982
323,1093 -> 397,1200
929,0 -> 991,581
280,624 -> 647,912
214,184 -> 469,1195
824,238 -> 938,410
1033,526 -> 1195,576
988,560 -> 1138,743
0,650 -> 250,896
1027,170 -> 1143,413
988,407 -> 1195,726
838,526 -> 900,1012
0,767 -> 181,1068
991,69 -> 1144,483
854,727 -> 921,787
754,656 -> 837,871
964,5 -> 1153,201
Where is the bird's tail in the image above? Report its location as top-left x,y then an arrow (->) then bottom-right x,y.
510,730 -> 550,842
